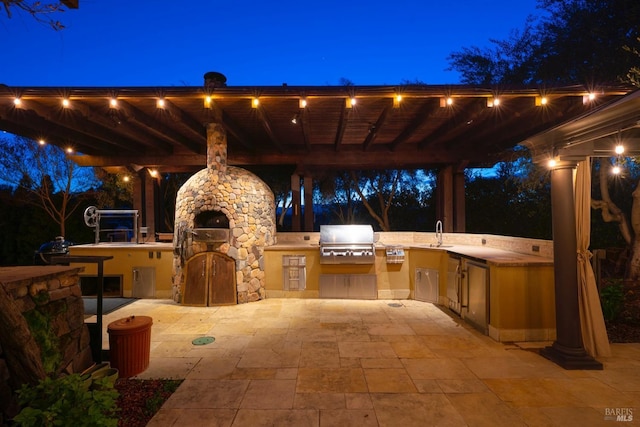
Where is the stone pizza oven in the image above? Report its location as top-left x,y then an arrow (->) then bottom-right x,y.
172,73 -> 276,304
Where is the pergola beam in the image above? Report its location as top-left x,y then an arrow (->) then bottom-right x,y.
255,104 -> 284,152
117,100 -> 199,153
362,104 -> 391,151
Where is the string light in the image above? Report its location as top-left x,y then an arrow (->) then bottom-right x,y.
487,97 -> 500,107
38,139 -> 46,145
62,98 -> 70,108
13,97 -> 22,106
156,98 -> 165,108
299,98 -> 307,108
615,144 -> 624,155
252,98 -> 260,108
109,98 -> 118,108
583,93 -> 596,104
612,165 -> 621,175
440,97 -> 454,107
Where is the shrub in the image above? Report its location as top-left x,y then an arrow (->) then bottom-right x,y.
600,280 -> 625,322
12,374 -> 119,427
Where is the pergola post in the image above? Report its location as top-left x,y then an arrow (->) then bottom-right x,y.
436,166 -> 454,232
453,168 -> 466,232
290,173 -> 301,231
144,173 -> 156,238
540,163 -> 602,369
132,170 -> 157,241
303,174 -> 314,232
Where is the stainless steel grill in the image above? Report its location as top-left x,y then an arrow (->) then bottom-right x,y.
319,225 -> 375,264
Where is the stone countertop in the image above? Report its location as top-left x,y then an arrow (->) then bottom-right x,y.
265,242 -> 553,267
408,244 -> 553,267
265,243 -> 320,251
70,242 -> 174,250
0,266 -> 84,284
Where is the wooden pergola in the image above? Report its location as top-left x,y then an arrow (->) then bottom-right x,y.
2,74 -> 638,369
0,74 -> 632,233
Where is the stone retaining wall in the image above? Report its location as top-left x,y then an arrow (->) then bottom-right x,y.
0,266 -> 92,422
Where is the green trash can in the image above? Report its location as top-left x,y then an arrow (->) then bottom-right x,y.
107,315 -> 153,378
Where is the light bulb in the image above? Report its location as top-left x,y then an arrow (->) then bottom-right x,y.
615,144 -> 624,155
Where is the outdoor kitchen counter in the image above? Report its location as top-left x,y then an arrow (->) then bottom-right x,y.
265,233 -> 556,343
68,243 -> 174,299
266,243 -> 553,266
408,244 -> 554,267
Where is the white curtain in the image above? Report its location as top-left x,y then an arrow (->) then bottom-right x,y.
575,159 -> 611,357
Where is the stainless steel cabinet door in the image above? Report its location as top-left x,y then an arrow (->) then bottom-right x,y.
447,257 -> 461,314
463,260 -> 489,333
415,268 -> 439,303
132,266 -> 155,298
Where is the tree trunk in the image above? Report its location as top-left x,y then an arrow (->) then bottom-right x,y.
0,286 -> 46,387
591,161 -> 639,280
350,172 -> 390,231
628,182 -> 640,280
277,196 -> 291,227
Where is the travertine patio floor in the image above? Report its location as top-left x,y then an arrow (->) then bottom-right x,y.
92,298 -> 640,426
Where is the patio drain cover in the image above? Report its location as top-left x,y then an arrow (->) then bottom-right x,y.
388,303 -> 403,308
192,336 -> 215,346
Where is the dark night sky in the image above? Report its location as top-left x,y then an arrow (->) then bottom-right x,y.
1,0 -> 541,87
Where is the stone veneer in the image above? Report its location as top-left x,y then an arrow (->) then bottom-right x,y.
172,123 -> 276,304
0,266 -> 92,422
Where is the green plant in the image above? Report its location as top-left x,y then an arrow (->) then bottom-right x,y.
163,379 -> 182,394
22,309 -> 61,374
144,394 -> 165,417
600,280 -> 625,322
144,380 -> 182,416
13,374 -> 119,427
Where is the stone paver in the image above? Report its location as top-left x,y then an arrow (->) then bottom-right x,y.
92,298 -> 640,426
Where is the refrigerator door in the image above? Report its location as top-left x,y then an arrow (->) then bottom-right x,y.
462,259 -> 489,334
447,256 -> 461,314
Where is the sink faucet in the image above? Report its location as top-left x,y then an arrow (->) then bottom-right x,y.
435,220 -> 443,247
